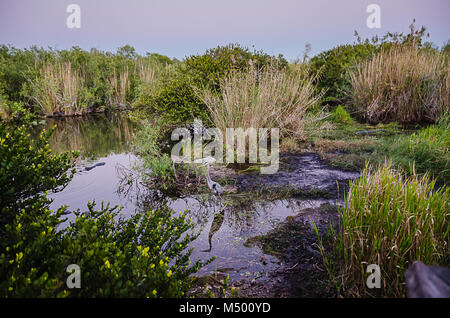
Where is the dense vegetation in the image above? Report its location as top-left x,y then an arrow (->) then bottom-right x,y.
1,23 -> 449,298
379,116 -> 450,184
134,44 -> 288,126
0,112 -> 209,297
0,45 -> 175,118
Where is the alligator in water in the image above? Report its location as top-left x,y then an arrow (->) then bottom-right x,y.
82,162 -> 106,172
354,129 -> 388,135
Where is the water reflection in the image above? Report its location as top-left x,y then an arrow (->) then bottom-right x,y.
117,175 -> 336,280
40,112 -> 136,160
44,113 -> 337,282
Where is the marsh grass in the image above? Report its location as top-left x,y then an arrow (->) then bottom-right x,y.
199,63 -> 323,140
109,66 -> 130,107
29,61 -> 89,116
381,116 -> 450,184
332,162 -> 449,297
23,51 -> 172,116
349,44 -> 449,124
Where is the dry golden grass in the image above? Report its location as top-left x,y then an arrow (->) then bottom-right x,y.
30,61 -> 86,116
109,66 -> 130,107
199,63 -> 323,140
349,44 -> 449,124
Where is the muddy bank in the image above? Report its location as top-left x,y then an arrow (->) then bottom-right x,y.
189,203 -> 340,298
239,204 -> 339,297
234,152 -> 359,196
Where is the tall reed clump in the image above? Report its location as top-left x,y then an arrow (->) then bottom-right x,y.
109,66 -> 130,107
333,162 -> 449,297
199,63 -> 322,140
109,58 -> 172,108
349,44 -> 449,124
29,61 -> 89,116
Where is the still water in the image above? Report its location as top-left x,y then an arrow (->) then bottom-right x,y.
43,113 -> 335,281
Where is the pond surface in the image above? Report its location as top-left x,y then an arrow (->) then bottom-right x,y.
43,113 -> 356,284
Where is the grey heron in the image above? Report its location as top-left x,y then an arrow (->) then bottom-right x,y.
202,158 -> 224,195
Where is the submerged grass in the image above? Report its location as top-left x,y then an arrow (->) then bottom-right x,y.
330,162 -> 449,297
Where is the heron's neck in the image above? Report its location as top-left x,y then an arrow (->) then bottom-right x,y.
206,164 -> 212,183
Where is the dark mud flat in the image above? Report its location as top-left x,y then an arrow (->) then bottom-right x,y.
236,153 -> 360,196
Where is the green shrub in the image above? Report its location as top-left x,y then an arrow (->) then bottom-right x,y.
0,111 -> 77,227
330,105 -> 352,124
331,162 -> 449,297
183,44 -> 287,91
1,199 -> 207,297
0,114 -> 209,297
0,45 -> 52,104
309,43 -> 379,104
132,120 -> 176,188
136,73 -> 210,126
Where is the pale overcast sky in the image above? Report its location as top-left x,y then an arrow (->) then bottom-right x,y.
0,0 -> 448,60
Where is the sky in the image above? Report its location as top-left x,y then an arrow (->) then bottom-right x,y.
0,0 -> 449,60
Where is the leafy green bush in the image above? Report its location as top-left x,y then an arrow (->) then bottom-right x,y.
330,105 -> 352,124
60,204 -> 205,297
309,43 -> 379,104
136,73 -> 210,125
1,200 -> 207,297
182,44 -> 287,91
0,114 -> 209,297
0,111 -> 77,227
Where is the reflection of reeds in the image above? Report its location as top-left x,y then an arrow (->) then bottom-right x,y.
30,61 -> 87,116
44,113 -> 136,159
